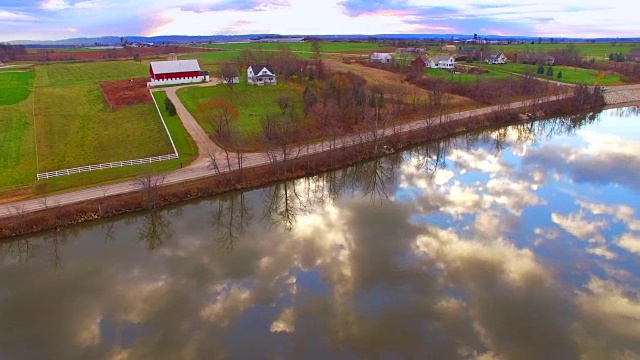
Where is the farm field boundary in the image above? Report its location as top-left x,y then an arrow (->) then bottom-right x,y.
36,89 -> 179,180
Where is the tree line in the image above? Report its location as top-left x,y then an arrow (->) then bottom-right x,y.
0,43 -> 27,62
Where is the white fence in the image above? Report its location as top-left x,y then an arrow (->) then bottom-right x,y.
37,154 -> 179,180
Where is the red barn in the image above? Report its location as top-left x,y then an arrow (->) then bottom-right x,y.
149,59 -> 201,80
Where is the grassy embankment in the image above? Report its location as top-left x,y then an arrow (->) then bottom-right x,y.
0,59 -> 197,198
476,62 -> 624,86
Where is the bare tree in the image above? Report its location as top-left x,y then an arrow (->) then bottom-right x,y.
219,61 -> 239,91
133,173 -> 166,210
277,96 -> 291,115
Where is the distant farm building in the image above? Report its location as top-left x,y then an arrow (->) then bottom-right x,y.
411,55 -> 429,68
370,52 -> 392,63
442,45 -> 457,52
148,59 -> 209,87
628,48 -> 640,62
396,47 -> 426,55
428,55 -> 456,69
167,53 -> 178,61
485,53 -> 507,64
247,65 -> 277,85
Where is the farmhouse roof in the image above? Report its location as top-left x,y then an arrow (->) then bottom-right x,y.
628,48 -> 640,55
371,52 -> 392,59
487,53 -> 504,60
249,64 -> 275,75
150,59 -> 201,74
432,55 -> 453,62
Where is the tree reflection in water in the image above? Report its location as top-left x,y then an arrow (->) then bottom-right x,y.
211,191 -> 250,252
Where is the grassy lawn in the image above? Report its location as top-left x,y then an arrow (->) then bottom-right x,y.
0,72 -> 35,105
0,101 -> 37,191
425,67 -> 512,83
152,91 -> 198,159
35,60 -> 150,86
477,63 -> 624,86
34,83 -> 175,172
177,81 -> 302,137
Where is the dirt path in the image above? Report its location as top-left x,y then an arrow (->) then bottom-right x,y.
2,84 -> 640,220
158,82 -> 224,166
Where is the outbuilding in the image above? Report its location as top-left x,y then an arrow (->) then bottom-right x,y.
148,59 -> 209,87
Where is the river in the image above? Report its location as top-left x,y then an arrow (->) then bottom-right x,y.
1,107 -> 640,360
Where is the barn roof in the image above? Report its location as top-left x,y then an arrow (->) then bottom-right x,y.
150,59 -> 201,74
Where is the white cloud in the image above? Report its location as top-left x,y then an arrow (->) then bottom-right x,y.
0,10 -> 34,21
40,0 -> 100,11
551,211 -> 607,243
616,233 -> 640,255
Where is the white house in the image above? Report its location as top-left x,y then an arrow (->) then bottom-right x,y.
428,55 -> 456,69
370,53 -> 392,63
485,53 -> 507,64
247,65 -> 277,85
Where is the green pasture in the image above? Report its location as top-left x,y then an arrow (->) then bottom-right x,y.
152,91 -> 198,159
425,67 -> 513,83
35,60 -> 150,86
477,63 -> 623,86
177,81 -> 302,137
0,71 -> 35,105
0,101 -> 36,191
461,42 -> 640,61
34,83 -> 174,172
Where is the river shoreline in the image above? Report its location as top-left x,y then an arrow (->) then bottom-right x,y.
0,97 -> 613,240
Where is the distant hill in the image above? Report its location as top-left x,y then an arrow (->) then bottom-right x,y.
7,34 -> 640,46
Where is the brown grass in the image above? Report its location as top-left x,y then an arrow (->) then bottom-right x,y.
324,59 -> 480,109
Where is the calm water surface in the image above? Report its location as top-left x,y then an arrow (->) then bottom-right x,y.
2,107 -> 640,360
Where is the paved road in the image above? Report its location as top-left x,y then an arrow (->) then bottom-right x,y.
1,83 -> 638,219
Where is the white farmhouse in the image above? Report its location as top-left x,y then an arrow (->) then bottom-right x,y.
247,65 -> 277,85
485,53 -> 507,64
428,55 -> 456,69
370,53 -> 392,63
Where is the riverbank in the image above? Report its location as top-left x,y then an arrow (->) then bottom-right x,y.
0,97 -> 605,239
603,87 -> 640,105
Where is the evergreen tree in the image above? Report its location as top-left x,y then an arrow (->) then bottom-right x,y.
546,66 -> 554,77
537,65 -> 545,74
164,97 -> 177,116
557,70 -> 563,79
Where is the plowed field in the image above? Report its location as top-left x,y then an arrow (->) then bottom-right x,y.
99,78 -> 152,109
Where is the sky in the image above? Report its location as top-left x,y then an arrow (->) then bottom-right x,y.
0,0 -> 637,42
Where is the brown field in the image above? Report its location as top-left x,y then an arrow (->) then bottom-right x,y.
99,78 -> 152,109
15,46 -> 214,62
324,59 -> 480,109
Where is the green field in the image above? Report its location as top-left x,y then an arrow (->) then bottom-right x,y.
477,63 -> 623,86
460,42 -> 640,62
425,67 -> 513,83
0,72 -> 35,105
34,83 -> 175,172
0,101 -> 36,190
35,60 -> 150,86
177,81 -> 302,137
152,91 -> 198,159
